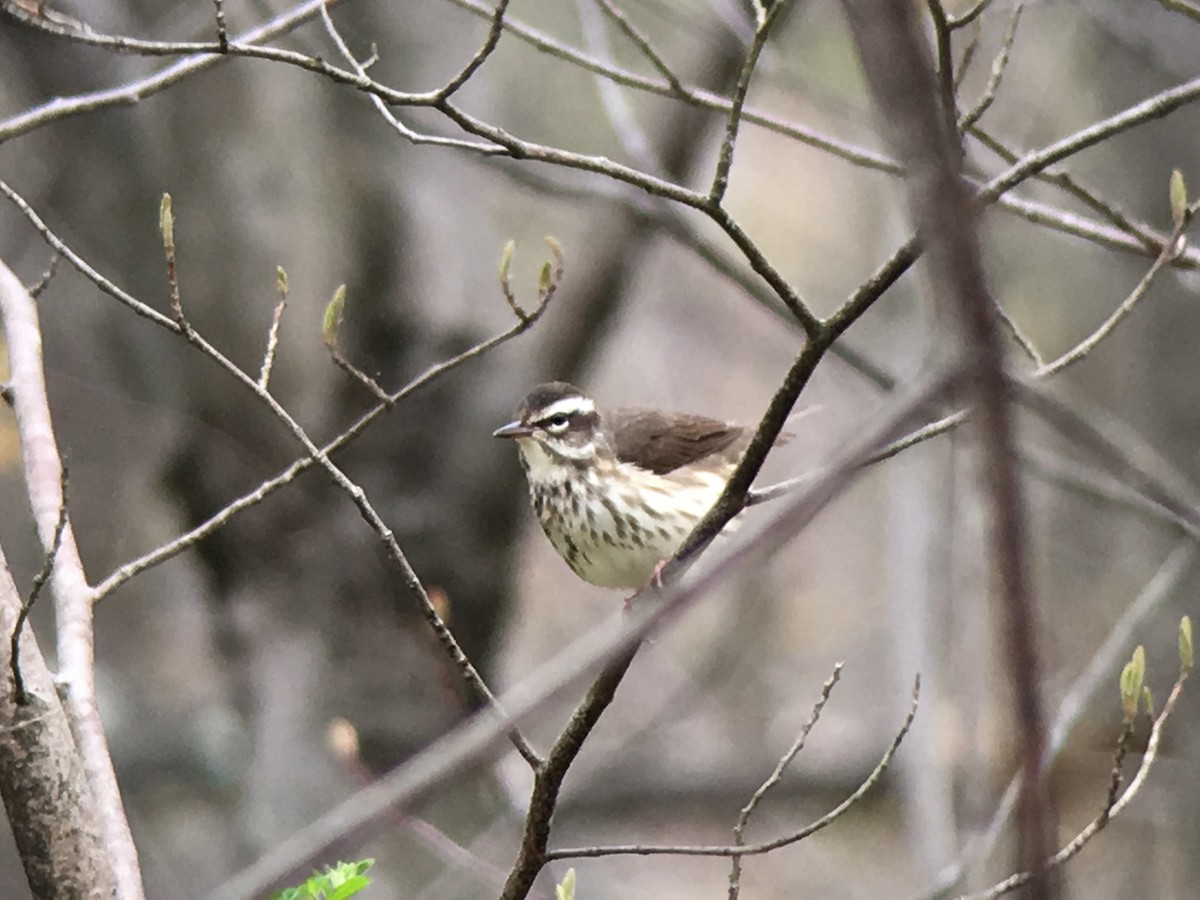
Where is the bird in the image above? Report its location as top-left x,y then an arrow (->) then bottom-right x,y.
493,382 -> 758,590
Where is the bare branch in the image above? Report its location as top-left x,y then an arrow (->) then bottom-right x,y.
969,126 -> 1163,254
949,0 -> 994,28
728,662 -> 843,899
90,281 -> 557,603
0,0 -> 356,145
444,0 -> 903,174
926,1 -> 958,127
318,3 -> 502,152
709,1 -> 789,204
499,645 -> 639,900
24,251 -> 60,299
0,258 -> 145,897
1034,217 -> 1189,378
546,674 -> 921,862
594,0 -> 688,96
257,268 -> 289,392
992,296 -> 1043,367
435,0 -> 511,101
212,0 -> 228,50
956,2 -> 1023,133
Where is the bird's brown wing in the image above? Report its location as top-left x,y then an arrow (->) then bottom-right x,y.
607,407 -> 749,475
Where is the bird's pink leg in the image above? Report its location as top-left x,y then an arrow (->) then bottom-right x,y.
623,559 -> 669,612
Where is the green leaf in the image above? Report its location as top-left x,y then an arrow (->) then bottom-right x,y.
269,861 -> 373,900
1170,169 -> 1188,226
1120,644 -> 1145,720
556,867 -> 576,900
159,193 -> 175,251
1141,685 -> 1154,718
323,285 -> 346,349
328,876 -> 370,900
1180,615 -> 1194,675
277,266 -> 288,296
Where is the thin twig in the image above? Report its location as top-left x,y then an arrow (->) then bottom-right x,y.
957,665 -> 1190,900
25,252 -> 60,299
595,0 -> 687,96
992,296 -> 1043,367
1034,216 -> 1188,378
949,0 -> 994,28
576,0 -> 660,172
11,464 -> 69,706
953,22 -> 982,92
0,0 -> 359,146
90,286 -> 557,603
546,674 -> 921,861
919,542 -> 1195,898
257,270 -> 288,391
212,0 -> 228,50
318,1 -> 498,152
970,126 -> 1162,253
727,663 -> 843,900
957,2 -> 1024,133
927,1 -> 958,128
709,0 -> 788,205
331,352 -> 391,404
159,194 -> 184,327
435,0 -> 510,101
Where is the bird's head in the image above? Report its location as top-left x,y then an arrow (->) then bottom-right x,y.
493,382 -> 605,470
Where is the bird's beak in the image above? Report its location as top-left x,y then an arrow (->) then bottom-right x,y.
493,420 -> 534,439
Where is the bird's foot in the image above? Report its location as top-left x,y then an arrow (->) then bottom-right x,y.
622,559 -> 669,613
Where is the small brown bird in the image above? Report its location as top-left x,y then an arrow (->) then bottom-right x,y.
494,382 -> 754,590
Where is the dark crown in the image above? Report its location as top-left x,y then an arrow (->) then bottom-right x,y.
516,382 -> 587,420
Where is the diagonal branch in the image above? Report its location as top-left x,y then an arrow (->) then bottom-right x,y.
709,0 -> 789,204
839,3 -> 1053,896
435,0 -> 510,101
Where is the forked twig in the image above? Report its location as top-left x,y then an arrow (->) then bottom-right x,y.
727,663 -> 843,899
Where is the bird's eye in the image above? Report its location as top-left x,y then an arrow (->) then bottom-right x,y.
545,413 -> 569,432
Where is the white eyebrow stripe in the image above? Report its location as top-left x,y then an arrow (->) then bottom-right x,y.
539,397 -> 595,419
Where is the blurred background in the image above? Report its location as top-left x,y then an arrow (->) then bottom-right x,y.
2,0 -> 1199,897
